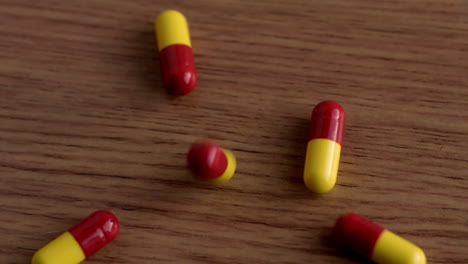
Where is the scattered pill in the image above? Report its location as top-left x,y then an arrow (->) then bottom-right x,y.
187,140 -> 236,183
333,213 -> 426,264
155,10 -> 197,96
32,210 -> 119,264
303,101 -> 345,193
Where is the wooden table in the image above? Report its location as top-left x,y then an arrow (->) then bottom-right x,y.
1,1 -> 467,263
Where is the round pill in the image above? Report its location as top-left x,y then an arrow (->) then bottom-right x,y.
187,140 -> 236,183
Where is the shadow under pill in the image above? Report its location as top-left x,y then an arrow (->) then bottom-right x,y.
117,29 -> 175,109
319,229 -> 374,264
282,117 -> 310,191
135,30 -> 162,91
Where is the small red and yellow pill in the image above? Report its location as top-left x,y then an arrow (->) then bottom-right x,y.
187,140 -> 236,183
32,210 -> 119,264
333,213 -> 426,264
155,10 -> 197,96
303,101 -> 345,193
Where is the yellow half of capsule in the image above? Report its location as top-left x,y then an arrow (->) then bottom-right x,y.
303,138 -> 341,193
155,10 -> 191,51
372,230 -> 426,264
32,231 -> 86,264
211,149 -> 236,183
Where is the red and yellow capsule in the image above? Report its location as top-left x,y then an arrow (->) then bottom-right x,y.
155,10 -> 197,96
303,101 -> 345,193
32,210 -> 119,264
333,213 -> 426,264
187,140 -> 236,183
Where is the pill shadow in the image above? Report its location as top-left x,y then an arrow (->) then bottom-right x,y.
284,117 -> 310,190
136,29 -> 164,92
320,230 -> 374,264
116,151 -> 225,208
120,29 -> 174,108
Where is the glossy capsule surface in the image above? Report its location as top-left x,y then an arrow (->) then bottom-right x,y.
187,140 -> 236,183
333,213 -> 426,264
155,10 -> 196,96
32,210 -> 119,264
303,101 -> 345,193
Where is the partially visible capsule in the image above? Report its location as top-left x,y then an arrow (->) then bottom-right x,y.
303,101 -> 345,193
32,210 -> 119,264
187,140 -> 236,183
333,213 -> 426,264
155,10 -> 197,96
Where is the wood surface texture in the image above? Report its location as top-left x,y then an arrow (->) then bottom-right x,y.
1,0 -> 468,263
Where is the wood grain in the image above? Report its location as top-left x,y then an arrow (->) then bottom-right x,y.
1,0 -> 468,263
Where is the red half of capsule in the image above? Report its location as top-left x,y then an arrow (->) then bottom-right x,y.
68,210 -> 120,258
159,44 -> 197,96
187,141 -> 228,179
308,101 -> 345,144
333,213 -> 385,259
